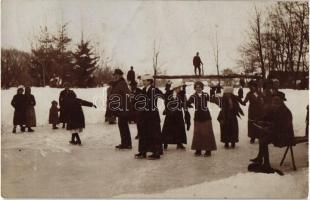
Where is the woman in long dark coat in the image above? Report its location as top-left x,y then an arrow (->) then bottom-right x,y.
135,74 -> 164,160
162,81 -> 188,150
187,81 -> 217,157
59,83 -> 76,128
217,87 -> 243,149
11,87 -> 26,133
24,86 -> 36,132
67,95 -> 96,145
242,81 -> 264,144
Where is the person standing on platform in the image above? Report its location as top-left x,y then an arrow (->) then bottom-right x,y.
193,52 -> 203,76
127,66 -> 135,84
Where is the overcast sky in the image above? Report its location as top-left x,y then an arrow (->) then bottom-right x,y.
2,0 -> 274,75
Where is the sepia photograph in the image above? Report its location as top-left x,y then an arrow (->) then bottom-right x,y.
1,0 -> 309,198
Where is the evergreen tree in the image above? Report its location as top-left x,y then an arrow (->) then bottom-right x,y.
72,38 -> 98,87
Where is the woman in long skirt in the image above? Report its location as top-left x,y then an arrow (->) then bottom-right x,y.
187,81 -> 217,157
24,86 -> 36,132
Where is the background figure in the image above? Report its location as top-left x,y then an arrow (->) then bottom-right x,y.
217,87 -> 244,148
105,81 -> 116,124
193,52 -> 203,76
49,100 -> 60,129
238,78 -> 245,100
127,66 -> 135,84
11,87 -> 26,133
188,81 -> 217,157
162,81 -> 188,150
59,83 -> 76,128
242,81 -> 264,144
24,86 -> 36,132
128,81 -> 143,139
306,105 -> 309,137
110,69 -> 132,150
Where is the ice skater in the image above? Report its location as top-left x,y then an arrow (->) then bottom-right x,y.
187,81 -> 217,157
66,94 -> 97,145
24,86 -> 36,132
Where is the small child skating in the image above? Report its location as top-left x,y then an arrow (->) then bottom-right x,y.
66,95 -> 96,145
49,100 -> 60,129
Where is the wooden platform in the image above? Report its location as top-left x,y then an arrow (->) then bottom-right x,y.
153,74 -> 262,80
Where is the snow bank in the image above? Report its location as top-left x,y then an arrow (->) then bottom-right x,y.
116,168 -> 308,199
2,87 -> 308,137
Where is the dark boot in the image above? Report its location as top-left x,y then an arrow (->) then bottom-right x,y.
195,150 -> 202,156
75,133 -> 82,146
147,153 -> 160,160
204,151 -> 211,157
177,143 -> 185,150
224,143 -> 229,149
163,144 -> 168,150
52,124 -> 58,129
12,127 -> 16,134
28,127 -> 34,132
62,123 -> 66,128
135,152 -> 146,159
231,143 -> 235,148
21,126 -> 25,132
69,133 -> 77,145
250,138 -> 255,144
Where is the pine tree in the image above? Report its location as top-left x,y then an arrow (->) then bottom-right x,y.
72,38 -> 98,87
53,23 -> 73,85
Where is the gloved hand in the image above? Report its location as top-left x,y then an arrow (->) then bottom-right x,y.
93,105 -> 97,108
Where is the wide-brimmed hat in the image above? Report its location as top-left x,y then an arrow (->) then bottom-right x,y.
141,74 -> 153,81
171,80 -> 183,90
113,69 -> 124,76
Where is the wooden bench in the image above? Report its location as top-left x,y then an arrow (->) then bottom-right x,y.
280,136 -> 308,170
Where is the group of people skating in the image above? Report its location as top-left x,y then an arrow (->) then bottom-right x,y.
10,66 -> 307,171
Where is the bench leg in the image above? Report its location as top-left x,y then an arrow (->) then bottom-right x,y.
290,146 -> 297,171
280,146 -> 289,166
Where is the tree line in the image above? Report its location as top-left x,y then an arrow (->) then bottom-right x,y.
239,1 -> 309,88
1,23 -> 114,89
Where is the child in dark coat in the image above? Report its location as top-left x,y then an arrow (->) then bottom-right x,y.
49,100 -> 60,129
66,95 -> 97,145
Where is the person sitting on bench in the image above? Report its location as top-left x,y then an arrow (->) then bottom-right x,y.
250,94 -> 294,171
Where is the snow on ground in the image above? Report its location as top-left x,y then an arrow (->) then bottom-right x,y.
1,86 -> 309,198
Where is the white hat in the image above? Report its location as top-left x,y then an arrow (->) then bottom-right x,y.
171,80 -> 183,90
17,85 -> 24,89
223,86 -> 234,94
141,74 -> 153,81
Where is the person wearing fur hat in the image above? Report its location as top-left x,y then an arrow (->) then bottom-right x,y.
110,69 -> 132,150
187,81 -> 217,157
242,80 -> 264,144
135,74 -> 164,160
24,86 -> 36,132
67,94 -> 97,145
59,82 -> 76,129
162,80 -> 190,150
11,86 -> 26,133
217,86 -> 244,149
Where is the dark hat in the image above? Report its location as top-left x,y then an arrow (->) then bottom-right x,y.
113,69 -> 124,76
52,100 -> 58,104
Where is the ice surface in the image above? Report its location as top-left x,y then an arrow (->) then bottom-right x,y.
1,87 -> 308,198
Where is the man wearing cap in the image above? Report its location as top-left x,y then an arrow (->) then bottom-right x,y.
135,74 -> 164,160
110,69 -> 132,149
250,94 -> 294,171
59,82 -> 77,128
